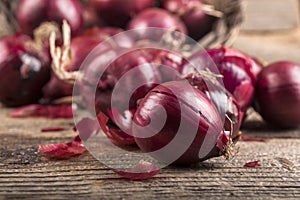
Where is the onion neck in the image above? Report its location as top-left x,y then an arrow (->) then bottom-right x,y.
222,114 -> 241,159
49,20 -> 80,84
23,22 -> 61,63
34,22 -> 61,47
181,68 -> 224,86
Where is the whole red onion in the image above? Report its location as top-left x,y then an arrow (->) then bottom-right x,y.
163,0 -> 217,40
0,34 -> 50,106
127,8 -> 187,34
79,49 -> 161,145
255,61 -> 300,128
181,6 -> 216,40
153,49 -> 242,136
82,49 -> 160,115
17,0 -> 83,35
183,47 -> 261,111
90,0 -> 155,27
133,81 -> 229,165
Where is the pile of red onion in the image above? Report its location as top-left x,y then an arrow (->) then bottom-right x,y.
0,0 -> 299,180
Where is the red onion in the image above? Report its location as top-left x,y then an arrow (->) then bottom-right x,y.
255,61 -> 300,128
74,48 -> 161,145
181,6 -> 216,40
183,47 -> 261,111
81,49 -> 160,114
127,8 -> 187,34
154,49 -> 242,137
0,34 -> 50,107
163,0 -> 217,40
133,81 -> 231,165
44,22 -> 135,101
90,0 -> 155,27
17,0 -> 83,35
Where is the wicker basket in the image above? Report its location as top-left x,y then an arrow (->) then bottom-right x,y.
0,0 -> 244,48
200,0 -> 244,48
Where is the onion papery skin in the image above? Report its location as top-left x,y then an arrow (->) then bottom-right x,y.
17,0 -> 83,35
255,61 -> 300,128
133,81 -> 226,165
0,35 -> 50,106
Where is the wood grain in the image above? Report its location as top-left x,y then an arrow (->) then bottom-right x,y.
0,107 -> 299,199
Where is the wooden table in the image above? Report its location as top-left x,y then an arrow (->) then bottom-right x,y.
0,107 -> 300,199
1,0 -> 300,199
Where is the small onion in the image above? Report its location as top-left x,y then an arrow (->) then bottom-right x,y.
78,49 -> 161,145
163,0 -> 217,40
255,61 -> 300,128
17,0 -> 83,35
181,7 -> 216,40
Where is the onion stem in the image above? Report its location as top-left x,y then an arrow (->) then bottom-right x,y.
223,114 -> 236,160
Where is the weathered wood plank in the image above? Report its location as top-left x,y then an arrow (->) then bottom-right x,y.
0,106 -> 299,199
